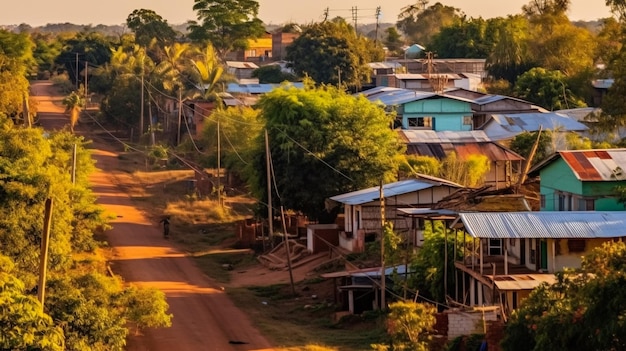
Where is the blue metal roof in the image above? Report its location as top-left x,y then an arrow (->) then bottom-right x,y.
226,82 -> 304,94
329,178 -> 462,205
455,211 -> 626,239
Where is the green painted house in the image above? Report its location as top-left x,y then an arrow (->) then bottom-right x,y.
529,149 -> 626,211
359,87 -> 474,131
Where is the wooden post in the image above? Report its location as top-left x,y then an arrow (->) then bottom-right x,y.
379,180 -> 386,310
38,198 -> 53,309
281,206 -> 296,297
71,143 -> 77,185
265,130 -> 273,238
444,221 -> 448,299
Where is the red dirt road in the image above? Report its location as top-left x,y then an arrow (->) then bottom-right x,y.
33,81 -> 275,351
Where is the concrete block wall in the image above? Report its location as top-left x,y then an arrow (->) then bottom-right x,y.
446,309 -> 498,340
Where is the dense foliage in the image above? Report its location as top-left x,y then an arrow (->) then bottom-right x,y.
502,241 -> 626,351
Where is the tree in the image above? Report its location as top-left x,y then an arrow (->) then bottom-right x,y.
607,0 -> 626,20
430,17 -> 504,59
383,27 -> 404,56
187,0 -> 266,60
397,2 -> 464,48
249,83 -> 404,221
285,18 -> 383,88
502,241 -> 626,351
54,31 -> 113,89
373,301 -> 436,351
0,268 -> 64,351
522,0 -> 571,17
509,130 -> 554,166
126,9 -> 178,49
62,90 -> 85,133
186,44 -> 225,102
486,15 -> 534,83
513,67 -> 587,111
440,152 -> 491,187
251,64 -> 297,84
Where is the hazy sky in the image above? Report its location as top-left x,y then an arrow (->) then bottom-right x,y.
0,0 -> 613,27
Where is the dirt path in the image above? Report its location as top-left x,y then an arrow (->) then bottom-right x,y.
33,81 -> 275,351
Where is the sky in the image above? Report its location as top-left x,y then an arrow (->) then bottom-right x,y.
0,0 -> 614,27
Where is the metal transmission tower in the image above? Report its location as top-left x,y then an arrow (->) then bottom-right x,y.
351,6 -> 358,33
374,6 -> 381,43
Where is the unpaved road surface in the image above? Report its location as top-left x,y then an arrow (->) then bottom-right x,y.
33,81 -> 274,351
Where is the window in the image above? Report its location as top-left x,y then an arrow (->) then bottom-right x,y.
578,198 -> 595,211
530,239 -> 536,264
463,116 -> 472,125
407,117 -> 433,129
567,239 -> 586,253
489,238 -> 502,255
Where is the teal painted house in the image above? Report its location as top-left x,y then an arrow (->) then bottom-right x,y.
358,87 -> 474,131
529,149 -> 626,211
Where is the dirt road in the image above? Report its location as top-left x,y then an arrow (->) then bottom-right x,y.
33,81 -> 275,351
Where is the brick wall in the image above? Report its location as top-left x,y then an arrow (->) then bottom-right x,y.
486,319 -> 505,351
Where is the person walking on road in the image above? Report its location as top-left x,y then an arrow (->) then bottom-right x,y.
159,216 -> 171,238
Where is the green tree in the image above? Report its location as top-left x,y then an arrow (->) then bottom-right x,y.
373,301 -> 436,351
187,0 -> 266,60
607,0 -> 626,19
397,1 -> 464,48
440,152 -> 490,187
62,90 -> 85,133
126,9 -> 178,49
429,17 -> 500,58
513,67 -> 587,111
285,18 -> 383,88
54,31 -> 113,88
522,0 -> 571,17
0,268 -> 64,351
486,15 -> 534,83
249,83 -> 404,221
187,44 -> 225,102
502,241 -> 626,351
251,64 -> 297,84
509,130 -> 554,166
383,27 -> 404,56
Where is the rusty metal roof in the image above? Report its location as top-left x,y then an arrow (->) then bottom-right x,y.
559,149 -> 626,181
400,130 -> 524,162
493,274 -> 557,291
454,211 -> 626,239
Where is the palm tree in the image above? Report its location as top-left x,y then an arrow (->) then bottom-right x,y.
62,90 -> 85,133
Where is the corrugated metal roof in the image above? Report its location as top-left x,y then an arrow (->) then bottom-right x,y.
400,130 -> 524,162
368,62 -> 403,69
592,79 -> 614,89
494,274 -> 557,291
455,211 -> 626,239
227,82 -> 304,94
559,149 -> 626,181
329,178 -> 462,205
226,61 -> 259,69
482,113 -> 588,140
401,130 -> 491,143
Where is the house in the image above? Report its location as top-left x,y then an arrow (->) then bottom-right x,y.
528,149 -> 626,211
272,30 -> 300,61
327,176 -> 463,252
225,32 -> 273,62
375,73 -> 482,92
226,61 -> 260,81
359,87 -> 475,131
398,58 -> 488,79
449,211 -> 626,318
399,130 -> 525,189
183,93 -> 243,139
471,95 -> 547,129
478,112 -> 588,141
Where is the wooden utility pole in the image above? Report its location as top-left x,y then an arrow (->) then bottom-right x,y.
516,125 -> 543,192
374,7 -> 381,44
265,129 -> 273,238
71,143 -> 77,184
22,94 -> 30,127
177,90 -> 183,145
379,180 -> 386,310
75,52 -> 79,90
217,118 -> 222,207
281,206 -> 296,296
84,61 -> 88,99
38,198 -> 53,309
140,55 -> 145,136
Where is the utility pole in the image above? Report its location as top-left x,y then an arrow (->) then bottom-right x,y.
323,7 -> 329,22
217,118 -> 222,207
84,61 -> 88,102
22,94 -> 30,127
71,143 -> 77,184
75,52 -> 79,90
281,206 -> 296,297
264,129 -> 273,238
177,90 -> 183,145
38,198 -> 53,309
374,6 -> 381,44
352,6 -> 358,33
379,180 -> 386,310
140,55 -> 145,136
